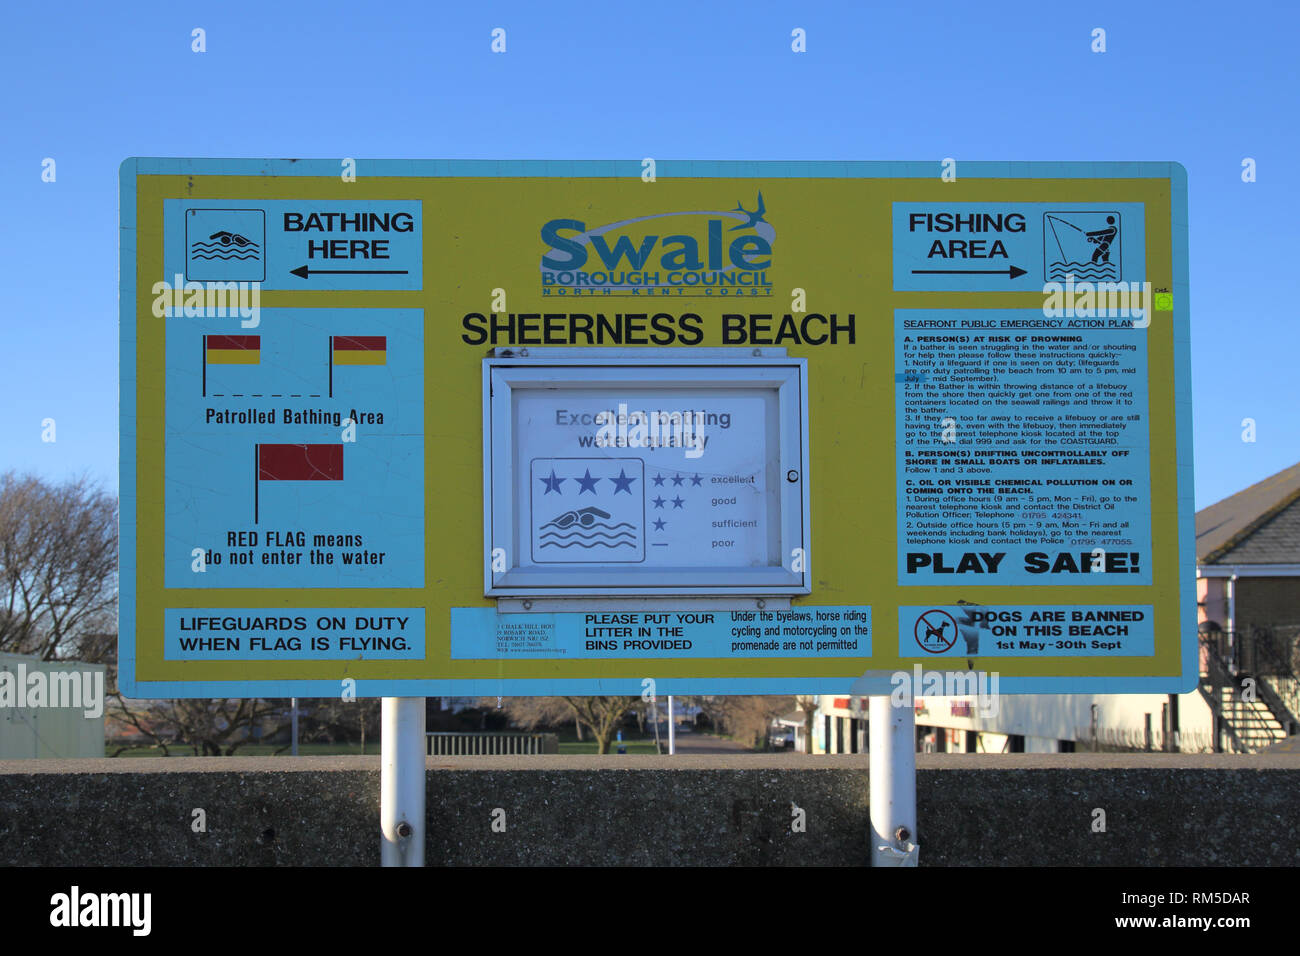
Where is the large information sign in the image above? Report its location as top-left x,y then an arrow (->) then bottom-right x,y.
119,159 -> 1194,698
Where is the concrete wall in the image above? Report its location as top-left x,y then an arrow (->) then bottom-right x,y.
1,753 -> 1297,866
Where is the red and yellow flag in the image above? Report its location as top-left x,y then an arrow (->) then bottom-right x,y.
205,334 -> 260,364
331,335 -> 386,366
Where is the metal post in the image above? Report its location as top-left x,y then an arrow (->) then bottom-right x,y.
290,697 -> 299,757
381,697 -> 426,867
668,695 -> 676,755
869,695 -> 918,867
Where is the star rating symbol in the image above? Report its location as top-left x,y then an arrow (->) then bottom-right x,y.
671,495 -> 685,509
652,496 -> 666,509
611,468 -> 637,494
575,469 -> 600,494
653,518 -> 666,531
539,470 -> 565,494
690,473 -> 703,487
652,473 -> 666,486
670,473 -> 685,486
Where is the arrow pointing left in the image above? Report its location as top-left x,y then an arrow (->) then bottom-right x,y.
291,265 -> 409,279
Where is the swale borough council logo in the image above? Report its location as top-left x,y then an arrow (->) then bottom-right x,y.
539,193 -> 775,297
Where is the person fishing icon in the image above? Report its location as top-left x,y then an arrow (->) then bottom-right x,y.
1085,215 -> 1118,264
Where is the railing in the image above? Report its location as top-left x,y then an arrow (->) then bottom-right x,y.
1258,624 -> 1300,735
1202,625 -> 1297,678
1215,691 -> 1281,751
1200,627 -> 1236,678
426,732 -> 559,756
1198,626 -> 1298,752
1199,636 -> 1253,753
1216,626 -> 1298,731
1074,725 -> 1216,753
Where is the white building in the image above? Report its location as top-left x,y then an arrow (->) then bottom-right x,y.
0,652 -> 106,758
808,690 -> 1214,754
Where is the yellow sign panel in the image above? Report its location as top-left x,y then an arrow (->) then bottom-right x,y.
118,159 -> 1194,698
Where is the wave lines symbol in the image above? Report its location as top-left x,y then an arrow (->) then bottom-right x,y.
539,539 -> 636,549
540,529 -> 636,542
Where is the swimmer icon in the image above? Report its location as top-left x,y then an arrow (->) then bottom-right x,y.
208,230 -> 256,247
549,507 -> 611,529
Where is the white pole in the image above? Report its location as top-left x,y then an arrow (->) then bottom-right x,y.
290,697 -> 299,756
869,695 -> 918,867
381,697 -> 426,867
668,695 -> 676,755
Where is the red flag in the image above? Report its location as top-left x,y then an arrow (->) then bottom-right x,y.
257,444 -> 344,481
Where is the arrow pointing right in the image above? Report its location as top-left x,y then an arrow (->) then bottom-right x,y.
911,265 -> 1028,279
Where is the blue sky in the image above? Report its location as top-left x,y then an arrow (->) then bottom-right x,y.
1,0 -> 1296,508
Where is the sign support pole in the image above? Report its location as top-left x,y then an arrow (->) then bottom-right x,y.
381,696 -> 426,867
668,695 -> 676,755
869,695 -> 918,867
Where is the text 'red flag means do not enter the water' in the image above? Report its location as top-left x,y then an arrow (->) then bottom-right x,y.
254,443 -> 344,523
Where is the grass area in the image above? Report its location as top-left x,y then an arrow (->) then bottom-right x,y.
558,738 -> 661,755
551,726 -> 664,755
111,742 -> 379,757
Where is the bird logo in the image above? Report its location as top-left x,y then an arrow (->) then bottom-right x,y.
730,191 -> 768,231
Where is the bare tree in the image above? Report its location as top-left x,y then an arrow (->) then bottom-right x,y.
109,695 -> 383,757
560,697 -> 635,753
683,695 -> 792,749
490,696 -> 570,734
0,472 -> 118,661
795,695 -> 821,754
728,696 -> 794,749
109,697 -> 286,756
498,696 -> 635,753
691,695 -> 735,734
285,698 -> 381,753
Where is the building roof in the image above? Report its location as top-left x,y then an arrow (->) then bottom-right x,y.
1197,461 -> 1300,564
